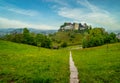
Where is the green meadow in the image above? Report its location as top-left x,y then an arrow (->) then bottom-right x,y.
0,40 -> 120,83
0,40 -> 69,83
72,43 -> 120,83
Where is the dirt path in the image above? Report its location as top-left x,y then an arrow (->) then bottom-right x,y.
70,51 -> 79,83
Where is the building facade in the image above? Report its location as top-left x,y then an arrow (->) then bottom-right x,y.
59,22 -> 88,31
73,23 -> 79,30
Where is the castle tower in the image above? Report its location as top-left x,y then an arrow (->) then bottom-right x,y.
73,23 -> 79,30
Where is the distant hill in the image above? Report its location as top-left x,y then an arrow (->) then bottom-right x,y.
0,28 -> 57,36
28,28 -> 57,34
0,28 -> 15,35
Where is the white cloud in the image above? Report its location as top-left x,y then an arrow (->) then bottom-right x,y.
53,0 -> 68,6
77,0 -> 101,12
8,8 -> 39,16
0,17 -> 54,30
57,0 -> 120,31
44,0 -> 69,6
0,6 -> 39,16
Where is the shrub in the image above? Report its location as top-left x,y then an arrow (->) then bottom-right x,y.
61,42 -> 67,47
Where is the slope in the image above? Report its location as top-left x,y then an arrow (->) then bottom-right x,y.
50,31 -> 83,46
0,40 -> 69,83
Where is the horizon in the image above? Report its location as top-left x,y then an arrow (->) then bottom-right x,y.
0,0 -> 120,31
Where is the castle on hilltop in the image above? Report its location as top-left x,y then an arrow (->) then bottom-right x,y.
59,22 -> 90,31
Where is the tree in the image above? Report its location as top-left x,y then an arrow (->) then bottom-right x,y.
22,28 -> 31,44
35,34 -> 43,47
4,31 -> 23,43
82,28 -> 115,48
11,33 -> 23,43
35,34 -> 52,48
109,32 -> 117,43
61,42 -> 67,47
41,37 -> 52,48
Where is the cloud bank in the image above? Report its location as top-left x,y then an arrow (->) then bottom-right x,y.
0,17 -> 54,30
0,0 -> 119,31
57,0 -> 120,31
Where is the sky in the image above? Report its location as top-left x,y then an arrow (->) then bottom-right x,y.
0,0 -> 120,31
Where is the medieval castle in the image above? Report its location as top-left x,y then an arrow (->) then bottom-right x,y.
59,22 -> 90,31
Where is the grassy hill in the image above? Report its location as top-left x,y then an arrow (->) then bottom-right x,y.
50,31 -> 83,46
72,43 -> 120,83
0,40 -> 69,83
0,40 -> 120,83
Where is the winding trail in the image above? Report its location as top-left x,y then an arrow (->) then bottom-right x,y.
70,51 -> 79,83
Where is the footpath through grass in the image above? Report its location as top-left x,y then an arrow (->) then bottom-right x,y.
72,43 -> 120,83
0,40 -> 69,83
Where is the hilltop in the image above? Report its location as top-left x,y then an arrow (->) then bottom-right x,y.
49,22 -> 91,47
0,22 -> 119,49
50,31 -> 83,47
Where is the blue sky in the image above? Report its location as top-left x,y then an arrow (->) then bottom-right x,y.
0,0 -> 120,31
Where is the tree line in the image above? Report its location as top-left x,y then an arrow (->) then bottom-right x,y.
82,28 -> 119,48
0,27 -> 119,49
1,28 -> 52,48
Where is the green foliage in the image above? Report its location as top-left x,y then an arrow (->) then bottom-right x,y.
35,34 -> 44,47
82,28 -> 118,48
60,22 -> 68,29
22,28 -> 31,44
50,31 -> 83,46
41,37 -> 52,48
108,32 -> 118,43
61,42 -> 67,47
4,33 -> 23,43
35,34 -> 52,48
2,28 -> 52,48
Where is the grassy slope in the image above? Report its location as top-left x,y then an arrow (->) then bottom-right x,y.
72,43 -> 120,83
0,40 -> 69,83
51,31 -> 83,46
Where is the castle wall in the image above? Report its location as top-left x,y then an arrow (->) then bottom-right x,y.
73,23 -> 79,30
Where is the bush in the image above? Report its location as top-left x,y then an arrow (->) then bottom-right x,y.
61,42 -> 67,47
41,38 -> 52,48
35,34 -> 52,48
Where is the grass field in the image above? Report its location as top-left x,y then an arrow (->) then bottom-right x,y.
72,43 -> 120,83
0,40 -> 69,83
1,40 -> 120,83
